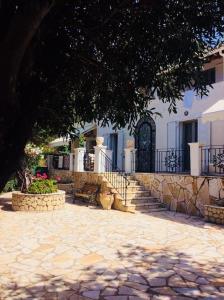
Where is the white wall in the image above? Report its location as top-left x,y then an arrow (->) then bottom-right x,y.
96,58 -> 224,159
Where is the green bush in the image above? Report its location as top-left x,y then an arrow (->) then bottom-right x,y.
27,179 -> 57,194
3,178 -> 18,192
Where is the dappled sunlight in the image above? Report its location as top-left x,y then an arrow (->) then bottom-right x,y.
0,193 -> 223,299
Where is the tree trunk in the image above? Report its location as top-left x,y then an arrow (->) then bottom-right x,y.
0,1 -> 53,191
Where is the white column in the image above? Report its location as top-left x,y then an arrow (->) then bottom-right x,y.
94,145 -> 107,173
73,148 -> 85,172
47,155 -> 53,170
188,142 -> 202,176
124,148 -> 136,174
69,153 -> 74,171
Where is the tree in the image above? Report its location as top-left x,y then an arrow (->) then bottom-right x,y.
0,0 -> 223,190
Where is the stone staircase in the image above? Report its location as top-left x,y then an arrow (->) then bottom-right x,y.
112,174 -> 167,213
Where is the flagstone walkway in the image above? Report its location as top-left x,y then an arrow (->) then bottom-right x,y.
0,193 -> 224,300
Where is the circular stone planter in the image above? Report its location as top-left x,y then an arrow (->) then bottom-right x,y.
204,205 -> 224,225
12,190 -> 65,212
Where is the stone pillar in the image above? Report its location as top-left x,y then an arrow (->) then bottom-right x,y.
124,148 -> 136,174
69,153 -> 74,171
73,148 -> 85,172
94,145 -> 107,173
188,142 -> 202,176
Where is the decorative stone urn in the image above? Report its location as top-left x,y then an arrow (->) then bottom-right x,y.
126,139 -> 134,148
12,190 -> 65,212
99,193 -> 114,210
96,136 -> 104,147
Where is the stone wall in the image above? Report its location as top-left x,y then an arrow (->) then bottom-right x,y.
134,173 -> 224,217
49,169 -> 73,182
57,183 -> 74,194
73,172 -> 135,213
12,191 -> 65,212
204,205 -> 224,224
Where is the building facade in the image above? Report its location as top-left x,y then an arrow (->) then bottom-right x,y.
95,47 -> 224,174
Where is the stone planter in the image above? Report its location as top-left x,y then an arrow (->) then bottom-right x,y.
204,205 -> 224,225
99,193 -> 114,210
57,183 -> 74,194
12,190 -> 65,212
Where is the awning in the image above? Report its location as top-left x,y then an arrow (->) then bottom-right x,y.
202,99 -> 224,123
49,138 -> 69,147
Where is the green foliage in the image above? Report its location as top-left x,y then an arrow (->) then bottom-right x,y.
78,134 -> 85,148
3,178 -> 18,192
27,179 -> 58,194
1,1 -> 223,138
30,128 -> 56,147
1,1 -> 224,136
41,145 -> 56,156
56,145 -> 70,154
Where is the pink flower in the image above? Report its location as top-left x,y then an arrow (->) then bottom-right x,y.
42,173 -> 48,179
56,176 -> 61,182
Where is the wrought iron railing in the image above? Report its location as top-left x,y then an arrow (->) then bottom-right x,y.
201,145 -> 224,175
52,154 -> 70,170
135,149 -> 155,172
100,150 -> 130,205
156,148 -> 189,173
84,150 -> 95,171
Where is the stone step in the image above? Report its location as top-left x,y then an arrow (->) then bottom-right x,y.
136,207 -> 168,213
127,202 -> 166,208
131,197 -> 159,204
128,187 -> 147,192
103,173 -> 167,213
126,192 -> 151,200
130,196 -> 158,201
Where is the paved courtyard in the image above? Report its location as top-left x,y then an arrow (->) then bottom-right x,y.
0,193 -> 224,300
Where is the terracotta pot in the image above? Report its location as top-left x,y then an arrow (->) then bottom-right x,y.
99,193 -> 114,210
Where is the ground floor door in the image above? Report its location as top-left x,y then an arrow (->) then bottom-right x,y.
135,116 -> 156,172
109,133 -> 118,170
182,120 -> 198,171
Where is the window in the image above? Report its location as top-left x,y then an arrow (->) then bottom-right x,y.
202,68 -> 216,85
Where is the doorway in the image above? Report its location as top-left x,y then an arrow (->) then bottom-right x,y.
135,116 -> 156,172
182,120 -> 198,171
109,133 -> 118,170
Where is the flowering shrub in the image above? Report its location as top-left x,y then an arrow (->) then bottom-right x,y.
36,173 -> 48,180
24,143 -> 42,172
55,176 -> 61,182
54,176 -> 73,184
27,179 -> 57,194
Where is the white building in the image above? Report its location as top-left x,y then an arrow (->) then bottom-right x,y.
90,46 -> 224,174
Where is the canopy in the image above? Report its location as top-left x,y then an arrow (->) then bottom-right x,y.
49,138 -> 69,147
202,99 -> 224,123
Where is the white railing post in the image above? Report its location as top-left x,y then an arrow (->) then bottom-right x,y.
188,142 -> 202,176
94,137 -> 107,173
94,145 -> 107,173
47,155 -> 53,170
124,148 -> 136,174
73,148 -> 85,172
69,153 -> 74,171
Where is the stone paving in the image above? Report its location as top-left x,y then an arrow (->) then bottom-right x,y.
0,193 -> 224,300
